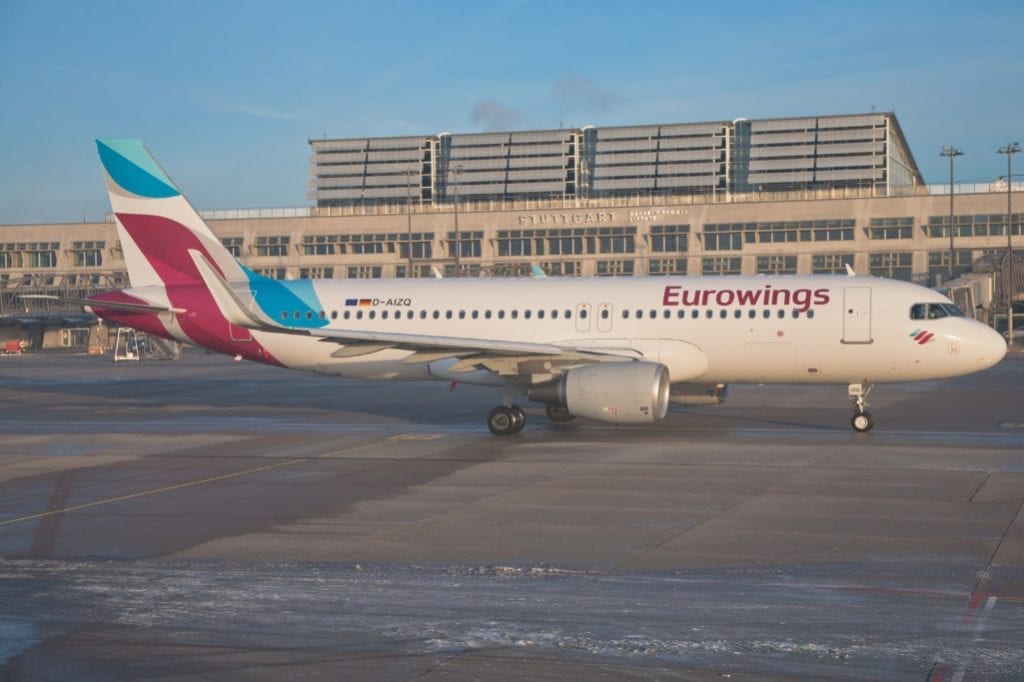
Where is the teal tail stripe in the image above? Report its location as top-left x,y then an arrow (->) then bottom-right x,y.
96,138 -> 180,199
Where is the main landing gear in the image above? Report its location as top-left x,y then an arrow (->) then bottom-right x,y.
487,405 -> 525,436
848,382 -> 874,432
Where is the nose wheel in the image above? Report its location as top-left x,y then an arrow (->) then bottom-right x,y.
487,404 -> 526,435
851,411 -> 874,432
848,382 -> 874,432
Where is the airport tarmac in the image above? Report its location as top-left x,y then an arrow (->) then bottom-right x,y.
0,350 -> 1022,680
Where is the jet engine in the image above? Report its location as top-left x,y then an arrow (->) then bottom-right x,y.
528,362 -> 670,424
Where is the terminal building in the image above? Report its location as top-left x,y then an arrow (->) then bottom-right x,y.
1,112 -> 1021,350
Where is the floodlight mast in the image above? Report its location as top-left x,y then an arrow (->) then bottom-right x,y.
998,142 -> 1020,346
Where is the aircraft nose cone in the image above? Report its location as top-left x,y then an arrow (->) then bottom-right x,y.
968,324 -> 1008,369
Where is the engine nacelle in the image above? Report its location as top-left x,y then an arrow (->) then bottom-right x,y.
669,382 -> 729,406
528,362 -> 670,424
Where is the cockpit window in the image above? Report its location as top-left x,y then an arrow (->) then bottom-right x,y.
910,303 -> 965,320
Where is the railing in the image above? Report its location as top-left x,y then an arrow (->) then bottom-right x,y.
925,181 -> 1024,195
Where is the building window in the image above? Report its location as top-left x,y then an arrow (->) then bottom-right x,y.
399,233 -> 433,260
597,227 -> 636,254
703,220 -> 854,250
756,255 -> 797,274
596,259 -> 635,276
648,258 -> 687,275
702,256 -> 742,275
253,267 -> 287,279
649,225 -> 690,253
869,252 -> 912,281
540,261 -> 582,276
927,213 -> 1024,238
71,241 -> 105,267
1,242 -> 60,269
221,237 -> 244,257
347,266 -> 382,279
302,234 -> 337,256
702,224 -> 747,250
253,236 -> 290,257
299,267 -> 334,279
447,231 -> 483,258
927,251 -> 972,285
812,253 -> 855,274
867,217 -> 913,239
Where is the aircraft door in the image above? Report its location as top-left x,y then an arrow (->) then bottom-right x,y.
842,287 -> 872,344
575,303 -> 592,333
597,303 -> 613,333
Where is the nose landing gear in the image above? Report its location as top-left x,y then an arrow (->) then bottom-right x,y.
848,382 -> 874,432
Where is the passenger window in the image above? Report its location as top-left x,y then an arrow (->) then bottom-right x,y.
511,310 -> 519,319
381,311 -> 389,320
458,311 -> 466,319
719,310 -> 728,319
748,310 -> 756,319
524,310 -> 532,319
344,311 -> 351,320
445,311 -> 453,319
331,311 -> 338,320
498,310 -> 505,320
600,309 -> 608,319
432,310 -> 440,319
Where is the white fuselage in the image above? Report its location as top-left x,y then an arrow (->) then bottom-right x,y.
220,275 -> 1005,386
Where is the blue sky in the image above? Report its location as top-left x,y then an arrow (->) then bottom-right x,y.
1,0 -> 1022,224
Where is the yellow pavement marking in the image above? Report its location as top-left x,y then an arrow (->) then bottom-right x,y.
0,437 -> 400,528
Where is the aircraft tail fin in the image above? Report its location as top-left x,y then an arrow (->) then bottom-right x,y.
96,138 -> 249,289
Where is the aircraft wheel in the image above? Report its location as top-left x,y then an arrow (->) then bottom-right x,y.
545,404 -> 575,423
488,406 -> 520,436
510,405 -> 526,432
851,411 -> 874,432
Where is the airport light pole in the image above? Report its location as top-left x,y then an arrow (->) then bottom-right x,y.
450,165 -> 462,276
404,167 -> 415,278
941,146 -> 963,282
998,142 -> 1020,346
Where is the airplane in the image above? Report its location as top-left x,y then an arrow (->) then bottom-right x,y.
84,138 -> 1007,435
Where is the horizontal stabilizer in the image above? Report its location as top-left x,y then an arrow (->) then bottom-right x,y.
24,290 -> 185,315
